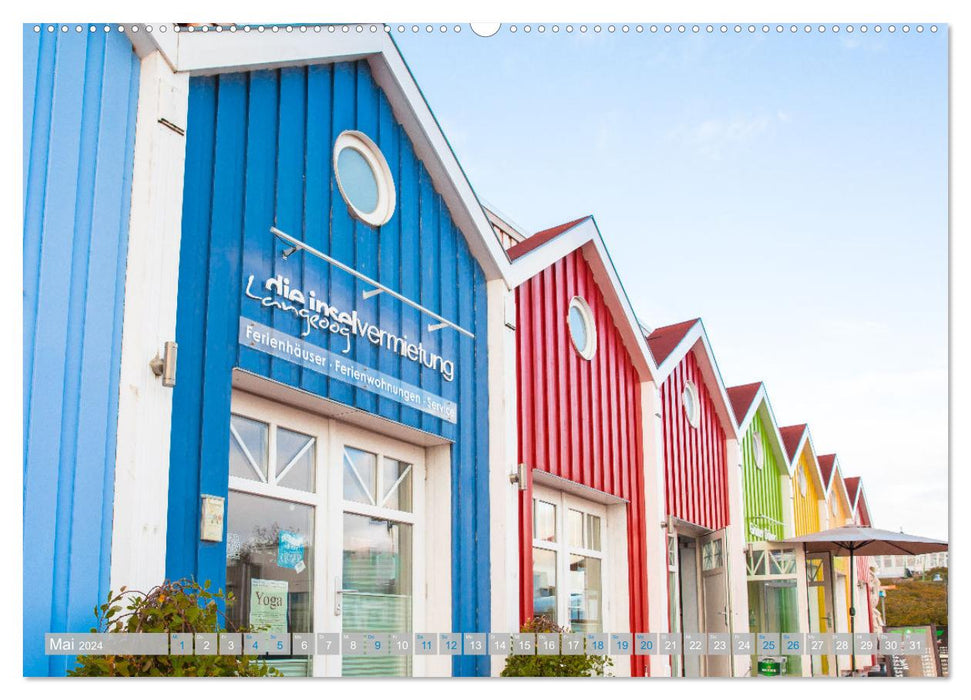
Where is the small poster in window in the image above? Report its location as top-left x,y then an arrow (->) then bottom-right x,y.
249,578 -> 288,634
277,530 -> 304,569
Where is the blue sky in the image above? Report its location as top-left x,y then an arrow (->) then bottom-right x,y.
397,26 -> 948,539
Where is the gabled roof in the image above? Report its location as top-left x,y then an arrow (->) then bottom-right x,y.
501,214 -> 658,381
820,455 -> 853,523
727,382 -> 762,427
646,320 -> 699,366
128,24 -> 514,285
779,423 -> 827,495
817,454 -> 837,489
848,477 -> 873,526
779,424 -> 808,463
641,318 -> 738,439
507,216 -> 591,261
726,382 -> 791,476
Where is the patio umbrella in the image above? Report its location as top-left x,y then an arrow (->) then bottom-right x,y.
775,526 -> 948,674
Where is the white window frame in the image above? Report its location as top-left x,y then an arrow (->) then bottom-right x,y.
333,130 -> 396,227
682,380 -> 701,428
752,422 -> 764,469
531,484 -> 608,632
567,296 -> 597,360
228,390 -> 428,677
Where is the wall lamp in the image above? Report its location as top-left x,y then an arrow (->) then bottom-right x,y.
150,341 -> 178,388
509,463 -> 527,490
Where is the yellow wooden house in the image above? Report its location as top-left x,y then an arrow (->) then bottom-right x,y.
780,424 -> 835,676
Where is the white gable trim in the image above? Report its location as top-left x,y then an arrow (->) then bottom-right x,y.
506,217 -> 658,382
652,322 -> 738,439
734,385 -> 792,478
824,458 -> 854,519
853,483 -> 873,525
792,430 -> 827,496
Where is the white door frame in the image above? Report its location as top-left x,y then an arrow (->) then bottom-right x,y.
531,484 -> 610,633
229,390 -> 430,677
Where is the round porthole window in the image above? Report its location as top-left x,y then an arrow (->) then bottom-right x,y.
567,296 -> 597,360
333,130 -> 395,227
798,466 -> 808,497
682,381 -> 700,428
753,427 -> 764,469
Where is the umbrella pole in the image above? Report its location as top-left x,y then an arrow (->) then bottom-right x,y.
850,550 -> 857,674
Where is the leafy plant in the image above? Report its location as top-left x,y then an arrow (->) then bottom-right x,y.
69,578 -> 281,677
500,615 -> 612,677
882,574 -> 948,628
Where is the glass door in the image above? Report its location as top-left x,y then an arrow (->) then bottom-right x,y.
530,485 -> 607,633
700,530 -> 730,678
806,555 -> 837,676
330,422 -> 425,678
226,391 -> 425,677
226,396 -> 325,677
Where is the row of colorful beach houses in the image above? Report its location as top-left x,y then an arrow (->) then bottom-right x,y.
24,24 -> 881,677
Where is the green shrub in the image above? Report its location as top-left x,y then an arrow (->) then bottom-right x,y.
500,616 -> 612,677
69,578 -> 280,677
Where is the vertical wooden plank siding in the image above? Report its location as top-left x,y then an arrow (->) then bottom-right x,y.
168,61 -> 491,676
22,25 -> 139,675
741,411 -> 785,542
793,450 -> 822,536
660,352 -> 729,531
828,473 -> 854,631
515,250 -> 650,676
830,474 -> 851,529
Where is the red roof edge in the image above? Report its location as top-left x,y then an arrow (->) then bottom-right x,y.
645,318 -> 700,366
726,382 -> 763,426
779,424 -> 808,461
845,476 -> 861,504
506,215 -> 592,261
817,454 -> 837,487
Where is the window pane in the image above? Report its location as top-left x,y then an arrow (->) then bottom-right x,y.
381,458 -> 412,512
683,385 -> 696,424
702,538 -> 723,571
337,146 -> 379,215
276,427 -> 315,492
342,512 -> 412,677
748,579 -> 802,675
344,447 -> 376,505
533,500 -> 557,542
229,415 -> 268,482
568,305 -> 588,351
532,547 -> 557,623
569,555 -> 602,633
769,550 -> 796,575
568,509 -> 583,548
225,491 -> 314,675
585,514 -> 602,551
807,558 -> 824,583
746,549 -> 768,577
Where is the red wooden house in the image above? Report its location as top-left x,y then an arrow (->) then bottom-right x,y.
500,214 -> 658,676
643,318 -> 746,677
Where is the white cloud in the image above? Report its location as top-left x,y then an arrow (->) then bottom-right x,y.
667,111 -> 784,159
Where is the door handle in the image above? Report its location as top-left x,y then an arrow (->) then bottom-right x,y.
335,577 -> 359,616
